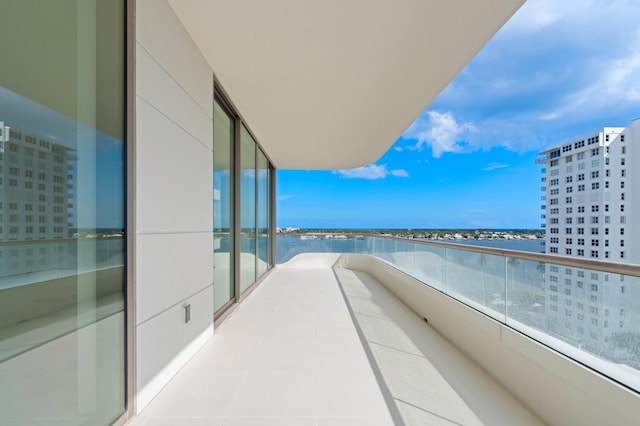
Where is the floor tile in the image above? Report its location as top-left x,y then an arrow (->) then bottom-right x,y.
317,417 -> 396,426
224,417 -> 316,426
316,373 -> 390,417
228,372 -> 316,416
131,418 -> 225,426
141,371 -> 245,418
250,340 -> 318,372
314,342 -> 373,374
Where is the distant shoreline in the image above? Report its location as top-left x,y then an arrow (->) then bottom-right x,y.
277,228 -> 545,241
275,233 -> 544,264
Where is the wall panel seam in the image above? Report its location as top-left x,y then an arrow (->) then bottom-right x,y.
136,42 -> 212,119
136,230 -> 213,236
136,95 -> 212,152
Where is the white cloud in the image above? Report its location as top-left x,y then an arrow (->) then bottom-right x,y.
482,162 -> 509,171
390,169 -> 409,177
402,111 -> 476,157
334,164 -> 409,180
505,0 -> 565,32
543,34 -> 640,121
277,194 -> 295,200
421,1 -> 640,154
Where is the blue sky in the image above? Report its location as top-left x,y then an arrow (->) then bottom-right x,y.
277,0 -> 640,229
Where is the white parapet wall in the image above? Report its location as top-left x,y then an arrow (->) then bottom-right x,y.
334,253 -> 639,426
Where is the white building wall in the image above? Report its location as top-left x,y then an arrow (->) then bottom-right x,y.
541,126 -> 636,263
135,0 -> 214,412
627,119 -> 640,263
539,123 -> 640,363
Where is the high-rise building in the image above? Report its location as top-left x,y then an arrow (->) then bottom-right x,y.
538,119 -> 639,263
537,119 -> 640,362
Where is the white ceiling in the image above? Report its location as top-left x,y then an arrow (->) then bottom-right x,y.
169,0 -> 525,170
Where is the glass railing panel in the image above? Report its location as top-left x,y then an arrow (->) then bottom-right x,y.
392,239 -> 416,276
355,236 -> 371,255
445,246 -> 506,321
506,261 -> 640,392
376,237 -> 397,264
276,234 -> 371,264
413,243 -> 447,292
504,258 -> 546,331
276,234 -> 326,263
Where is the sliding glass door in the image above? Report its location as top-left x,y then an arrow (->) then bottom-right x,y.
213,100 -> 234,312
0,1 -> 126,424
257,150 -> 271,277
213,90 -> 274,315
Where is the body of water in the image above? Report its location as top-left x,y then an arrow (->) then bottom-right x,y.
276,234 -> 544,264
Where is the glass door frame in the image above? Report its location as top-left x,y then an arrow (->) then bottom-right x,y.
116,0 -> 136,424
212,79 -> 276,321
213,92 -> 237,316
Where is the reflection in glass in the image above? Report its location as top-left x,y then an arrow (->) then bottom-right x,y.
0,1 -> 125,424
213,101 -> 234,312
413,243 -> 447,292
507,261 -> 640,389
446,249 -> 506,321
240,126 -> 256,292
257,150 -> 270,277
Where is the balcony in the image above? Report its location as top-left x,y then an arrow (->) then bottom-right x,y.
131,237 -> 640,425
131,253 -> 541,425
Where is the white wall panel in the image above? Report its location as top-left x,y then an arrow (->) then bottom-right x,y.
136,286 -> 213,412
137,232 -> 213,325
135,0 -> 214,413
136,99 -> 212,234
137,45 -> 213,149
137,0 -> 213,117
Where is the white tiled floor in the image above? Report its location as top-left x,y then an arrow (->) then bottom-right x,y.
131,253 -> 543,426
